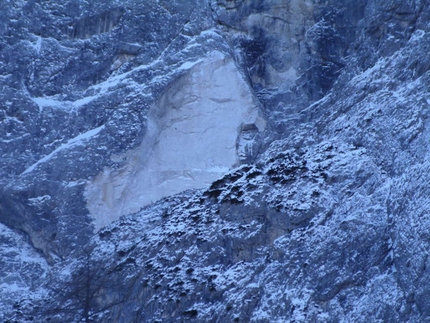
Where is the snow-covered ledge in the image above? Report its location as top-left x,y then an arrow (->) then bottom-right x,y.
85,51 -> 266,230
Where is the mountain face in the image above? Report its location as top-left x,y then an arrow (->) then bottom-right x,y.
1,0 -> 430,322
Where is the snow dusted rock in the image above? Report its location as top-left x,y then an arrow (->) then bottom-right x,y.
0,223 -> 49,323
1,0 -> 265,256
86,50 -> 266,230
2,0 -> 430,322
38,141 -> 391,322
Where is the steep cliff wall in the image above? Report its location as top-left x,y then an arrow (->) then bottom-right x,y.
86,51 -> 266,229
2,0 -> 430,322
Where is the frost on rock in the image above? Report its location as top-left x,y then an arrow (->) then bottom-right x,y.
0,223 -> 49,322
86,50 -> 266,230
2,0 -> 430,322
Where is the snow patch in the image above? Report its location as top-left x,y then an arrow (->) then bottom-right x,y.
28,195 -> 51,206
22,125 -> 105,175
409,29 -> 425,43
33,35 -> 42,54
177,58 -> 204,71
31,94 -> 99,112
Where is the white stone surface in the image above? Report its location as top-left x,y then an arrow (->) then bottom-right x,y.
86,51 -> 266,230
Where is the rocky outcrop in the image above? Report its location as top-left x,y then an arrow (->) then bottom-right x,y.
85,50 -> 266,229
1,0 -> 228,257
2,0 -> 430,322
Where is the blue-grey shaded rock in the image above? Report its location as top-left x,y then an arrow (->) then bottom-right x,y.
2,0 -> 430,322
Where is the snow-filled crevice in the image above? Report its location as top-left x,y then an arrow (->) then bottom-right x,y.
86,51 -> 266,230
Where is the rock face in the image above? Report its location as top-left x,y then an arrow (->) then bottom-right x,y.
86,51 -> 266,229
1,0 -> 430,322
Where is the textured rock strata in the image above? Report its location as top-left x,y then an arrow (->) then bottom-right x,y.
86,51 -> 266,229
2,0 -> 430,322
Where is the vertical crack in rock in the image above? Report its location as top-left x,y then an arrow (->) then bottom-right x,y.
86,51 -> 266,230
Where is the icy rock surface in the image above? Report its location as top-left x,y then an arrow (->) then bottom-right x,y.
2,0 -> 430,322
